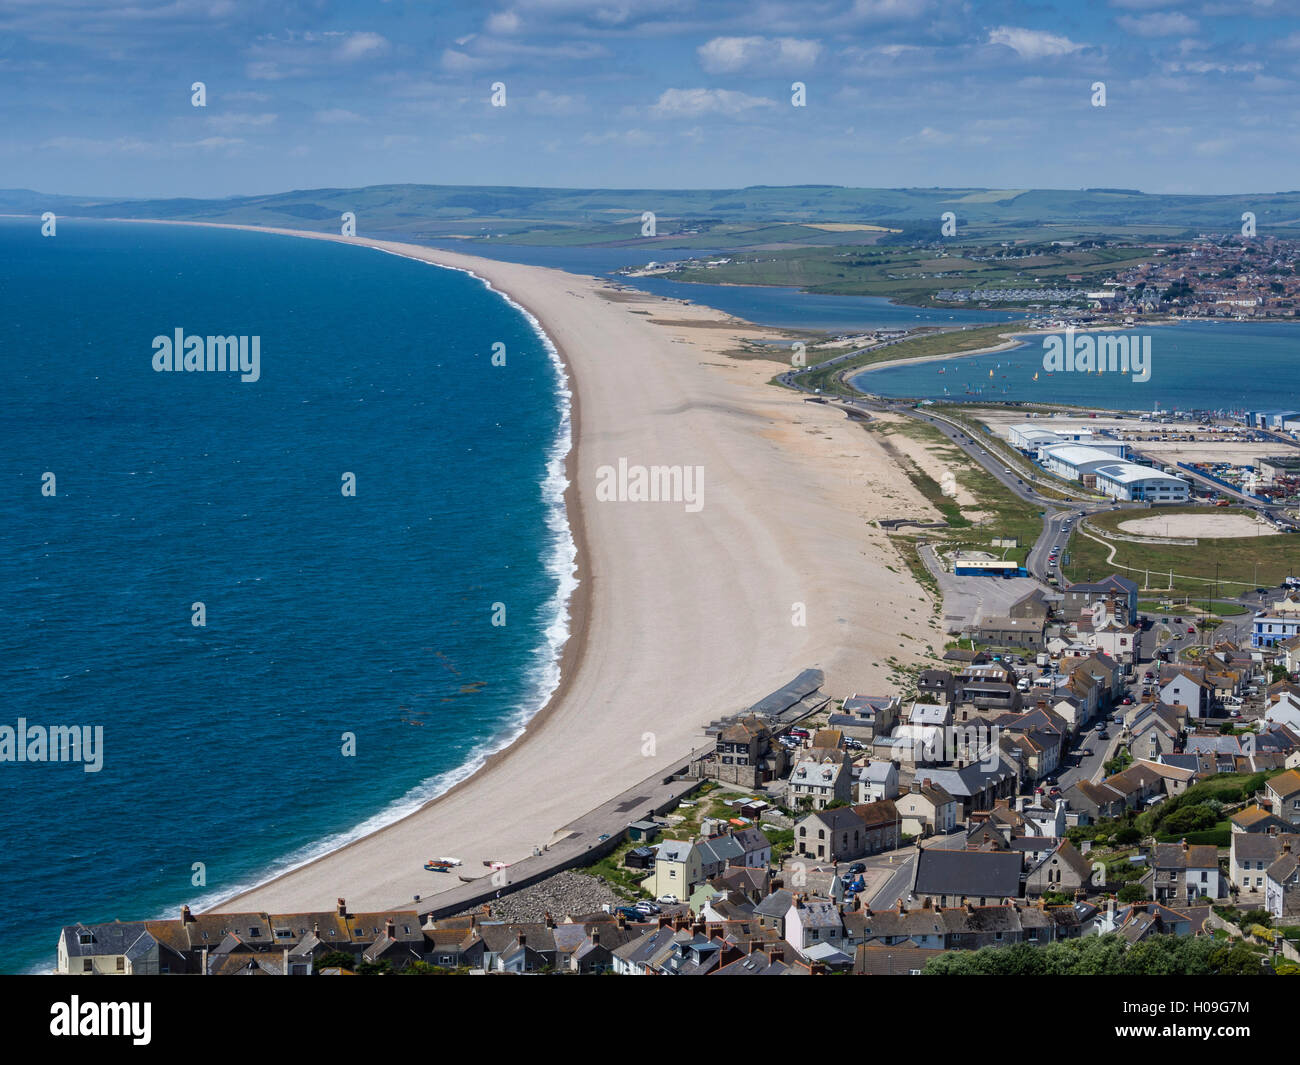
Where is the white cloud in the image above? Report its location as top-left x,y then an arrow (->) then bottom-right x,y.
314,108 -> 364,123
1116,12 -> 1198,37
697,35 -> 821,74
987,26 -> 1086,59
336,32 -> 389,60
648,87 -> 778,117
206,111 -> 276,132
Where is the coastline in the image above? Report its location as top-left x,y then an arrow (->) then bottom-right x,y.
853,321 -> 1180,381
92,218 -> 936,917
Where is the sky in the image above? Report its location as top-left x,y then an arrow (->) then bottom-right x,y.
3,0 -> 1300,199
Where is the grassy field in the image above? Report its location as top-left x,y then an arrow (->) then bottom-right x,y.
875,417 -> 1047,566
1066,506 -> 1300,594
670,242 -> 1162,303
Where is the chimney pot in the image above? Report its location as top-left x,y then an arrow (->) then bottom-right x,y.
181,905 -> 194,923
336,898 -> 347,918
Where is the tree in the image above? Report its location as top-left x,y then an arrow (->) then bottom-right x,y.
1241,908 -> 1273,929
313,950 -> 356,973
1118,883 -> 1150,903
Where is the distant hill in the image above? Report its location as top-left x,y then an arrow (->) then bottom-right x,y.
5,183 -> 1300,244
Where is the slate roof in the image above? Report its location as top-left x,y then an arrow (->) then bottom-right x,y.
913,848 -> 1023,898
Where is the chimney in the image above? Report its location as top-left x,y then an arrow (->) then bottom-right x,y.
517,932 -> 526,947
896,899 -> 906,914
282,947 -> 290,976
794,894 -> 805,909
336,898 -> 348,918
772,877 -> 784,891
181,904 -> 195,924
544,912 -> 555,929
1181,838 -> 1189,851
910,779 -> 922,794
617,913 -> 627,929
385,919 -> 395,939
590,930 -> 601,946
810,962 -> 827,976
658,916 -> 672,929
768,947 -> 785,965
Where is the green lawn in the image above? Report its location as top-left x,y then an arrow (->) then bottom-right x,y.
1065,507 -> 1300,594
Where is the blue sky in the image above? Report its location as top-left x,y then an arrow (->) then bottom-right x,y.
4,0 -> 1300,198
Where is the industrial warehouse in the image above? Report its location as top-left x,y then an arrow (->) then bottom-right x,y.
1006,425 -> 1191,502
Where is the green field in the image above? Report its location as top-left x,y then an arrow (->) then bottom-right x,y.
876,417 -> 1046,566
1065,506 -> 1300,594
669,243 -> 1160,303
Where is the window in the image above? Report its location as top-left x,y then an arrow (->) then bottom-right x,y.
116,957 -> 125,971
83,959 -> 93,972
78,933 -> 92,945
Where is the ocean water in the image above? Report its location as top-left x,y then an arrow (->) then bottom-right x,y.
853,320 -> 1300,412
0,219 -> 574,973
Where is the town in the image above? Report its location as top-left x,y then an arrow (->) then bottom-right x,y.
56,571 -> 1300,975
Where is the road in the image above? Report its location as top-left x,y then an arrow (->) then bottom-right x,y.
864,829 -> 967,909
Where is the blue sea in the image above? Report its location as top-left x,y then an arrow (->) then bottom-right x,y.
853,320 -> 1300,412
0,219 -> 574,973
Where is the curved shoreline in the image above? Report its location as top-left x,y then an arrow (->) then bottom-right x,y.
81,217 -> 930,918
96,219 -> 597,911
853,321 -> 1181,381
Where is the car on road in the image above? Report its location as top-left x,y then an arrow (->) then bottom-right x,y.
849,862 -> 867,875
1230,710 -> 1241,718
1173,616 -> 1183,623
1122,696 -> 1133,704
1187,625 -> 1196,634
1003,467 -> 1012,473
1098,728 -> 1109,739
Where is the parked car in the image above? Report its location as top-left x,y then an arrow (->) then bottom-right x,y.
656,894 -> 680,905
635,900 -> 660,914
1122,696 -> 1133,705
849,862 -> 867,875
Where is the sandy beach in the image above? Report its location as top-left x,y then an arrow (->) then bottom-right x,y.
119,221 -> 937,915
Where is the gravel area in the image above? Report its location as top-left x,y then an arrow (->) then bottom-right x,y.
453,870 -> 625,922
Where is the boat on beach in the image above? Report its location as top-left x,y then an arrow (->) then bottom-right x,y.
424,856 -> 463,872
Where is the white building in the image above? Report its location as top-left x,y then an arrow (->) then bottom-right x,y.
1041,444 -> 1117,481
1092,463 -> 1190,502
